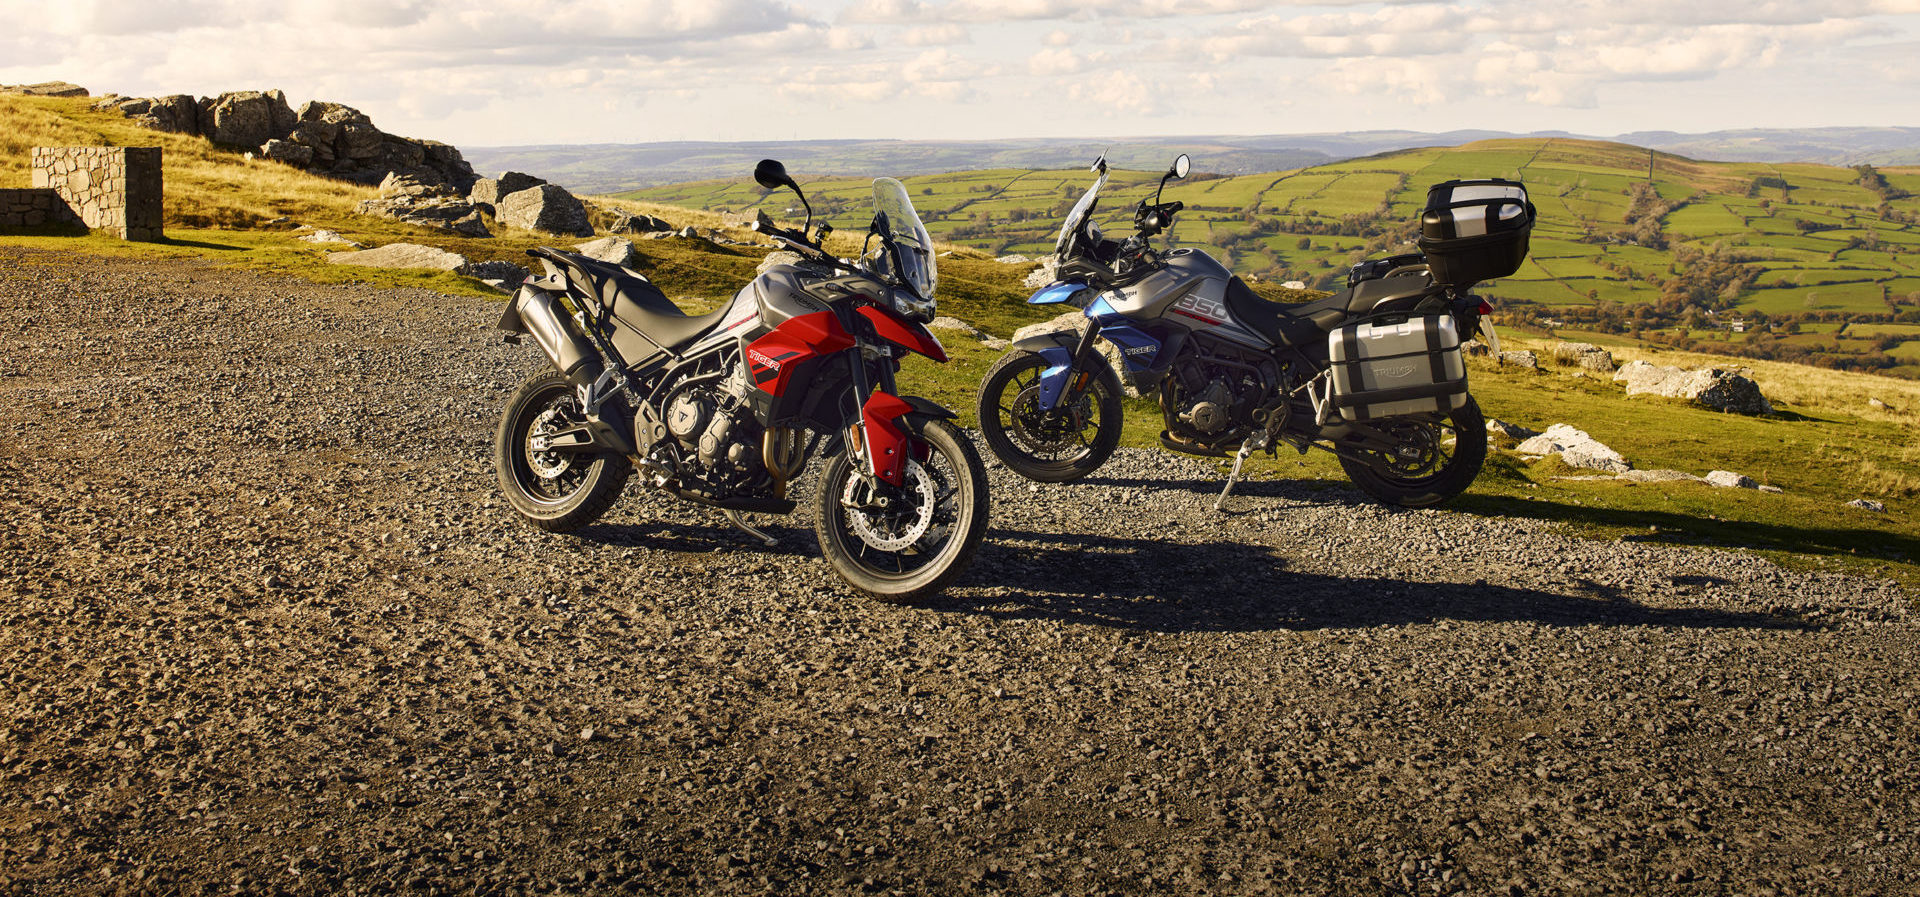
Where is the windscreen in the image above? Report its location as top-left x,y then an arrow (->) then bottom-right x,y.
872,177 -> 936,301
1055,163 -> 1110,255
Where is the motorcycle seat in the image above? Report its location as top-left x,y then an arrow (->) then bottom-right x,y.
1224,274 -> 1438,347
542,250 -> 730,353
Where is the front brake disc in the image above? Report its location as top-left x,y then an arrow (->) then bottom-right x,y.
842,460 -> 936,552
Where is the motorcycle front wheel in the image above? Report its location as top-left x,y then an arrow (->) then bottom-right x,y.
976,349 -> 1122,483
813,416 -> 989,603
1337,396 -> 1487,509
494,370 -> 632,532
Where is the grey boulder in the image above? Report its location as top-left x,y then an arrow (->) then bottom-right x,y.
498,184 -> 593,237
1614,360 -> 1774,415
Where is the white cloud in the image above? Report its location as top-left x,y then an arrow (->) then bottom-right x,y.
902,24 -> 971,45
1066,71 -> 1161,115
2,0 -> 1918,144
1028,47 -> 1089,75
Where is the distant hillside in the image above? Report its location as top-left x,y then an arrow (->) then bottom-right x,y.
625,137 -> 1920,378
467,128 -> 1920,193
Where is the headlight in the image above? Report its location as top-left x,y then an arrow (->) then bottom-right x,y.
892,287 -> 935,322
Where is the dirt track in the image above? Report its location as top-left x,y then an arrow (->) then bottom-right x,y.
0,246 -> 1915,895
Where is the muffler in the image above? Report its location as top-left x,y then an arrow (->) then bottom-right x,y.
507,285 -> 603,389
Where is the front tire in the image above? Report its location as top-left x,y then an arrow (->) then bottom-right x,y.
1338,396 -> 1487,509
495,370 -> 632,532
814,417 -> 988,603
976,349 -> 1122,483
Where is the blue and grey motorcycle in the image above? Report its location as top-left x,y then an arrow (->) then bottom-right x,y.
975,154 -> 1531,508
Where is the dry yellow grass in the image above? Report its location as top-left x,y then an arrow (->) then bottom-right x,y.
1503,332 -> 1920,427
1,94 -> 373,229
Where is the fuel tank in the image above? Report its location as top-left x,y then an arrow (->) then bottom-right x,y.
1100,249 -> 1266,348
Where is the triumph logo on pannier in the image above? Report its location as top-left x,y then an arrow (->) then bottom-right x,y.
1380,364 -> 1416,380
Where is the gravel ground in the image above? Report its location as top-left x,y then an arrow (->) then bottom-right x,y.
1,246 -> 1915,896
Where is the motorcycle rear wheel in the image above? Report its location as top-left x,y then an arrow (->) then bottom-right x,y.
1337,396 -> 1486,509
814,416 -> 988,603
976,349 -> 1122,483
495,370 -> 632,532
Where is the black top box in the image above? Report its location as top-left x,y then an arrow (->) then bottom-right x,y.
1417,178 -> 1534,288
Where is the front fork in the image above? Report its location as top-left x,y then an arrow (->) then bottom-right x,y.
1036,324 -> 1105,412
844,338 -> 916,488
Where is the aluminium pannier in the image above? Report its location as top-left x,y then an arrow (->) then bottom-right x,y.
1417,178 -> 1533,288
1327,314 -> 1467,421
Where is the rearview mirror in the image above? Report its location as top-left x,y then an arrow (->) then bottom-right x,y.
870,210 -> 892,239
1170,154 -> 1190,180
753,159 -> 795,191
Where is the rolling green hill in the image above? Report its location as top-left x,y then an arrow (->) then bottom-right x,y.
624,138 -> 1920,378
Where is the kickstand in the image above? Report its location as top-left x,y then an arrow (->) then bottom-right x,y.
724,510 -> 778,547
1215,434 -> 1265,513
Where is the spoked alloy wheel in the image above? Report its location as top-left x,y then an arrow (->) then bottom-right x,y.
814,417 -> 988,603
1337,396 -> 1487,509
495,370 -> 632,531
976,350 -> 1121,483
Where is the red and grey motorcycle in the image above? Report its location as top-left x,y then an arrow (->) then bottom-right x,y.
493,160 -> 988,601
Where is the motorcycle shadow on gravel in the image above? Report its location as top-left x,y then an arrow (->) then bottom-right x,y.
571,515 -> 816,556
936,526 -> 1810,635
1075,474 -> 1358,506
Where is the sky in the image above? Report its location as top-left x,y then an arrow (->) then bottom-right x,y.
3,0 -> 1918,148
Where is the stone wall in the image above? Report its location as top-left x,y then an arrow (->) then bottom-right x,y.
0,188 -> 81,230
27,146 -> 164,241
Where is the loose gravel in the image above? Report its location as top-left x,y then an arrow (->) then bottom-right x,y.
1,246 -> 1915,895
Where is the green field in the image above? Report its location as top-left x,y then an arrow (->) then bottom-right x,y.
623,137 -> 1920,332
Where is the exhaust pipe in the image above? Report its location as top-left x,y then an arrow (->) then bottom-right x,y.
510,286 -> 603,389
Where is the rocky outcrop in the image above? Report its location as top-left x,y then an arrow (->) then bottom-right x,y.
354,173 -> 488,237
609,211 -> 674,234
1705,470 -> 1758,489
461,260 -> 532,292
575,236 -> 639,268
1,81 -> 89,97
1022,256 -> 1061,290
326,243 -> 469,271
1515,424 -> 1631,474
498,184 -> 593,238
469,172 -> 546,214
1485,419 -> 1540,440
95,89 -> 475,192
1847,499 -> 1887,512
93,94 -> 199,133
1613,360 -> 1774,415
1499,350 -> 1540,370
1551,341 -> 1616,373
199,90 -> 296,150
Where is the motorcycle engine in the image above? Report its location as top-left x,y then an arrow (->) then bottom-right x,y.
1177,379 -> 1235,434
1165,341 -> 1281,445
656,357 -> 765,496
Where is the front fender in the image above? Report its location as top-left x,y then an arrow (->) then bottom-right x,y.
859,394 -> 959,485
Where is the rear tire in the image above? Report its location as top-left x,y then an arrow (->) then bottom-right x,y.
1338,396 -> 1486,509
976,349 -> 1122,483
495,370 -> 632,532
814,417 -> 988,603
